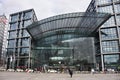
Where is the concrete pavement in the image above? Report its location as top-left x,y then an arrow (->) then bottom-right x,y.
0,72 -> 120,80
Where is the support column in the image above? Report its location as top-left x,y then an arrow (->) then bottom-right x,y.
101,54 -> 104,71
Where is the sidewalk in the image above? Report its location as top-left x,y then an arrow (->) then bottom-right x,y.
0,72 -> 120,80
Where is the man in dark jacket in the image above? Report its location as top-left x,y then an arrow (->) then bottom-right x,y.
68,68 -> 73,78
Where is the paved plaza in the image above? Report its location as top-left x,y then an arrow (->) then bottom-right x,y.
0,72 -> 120,80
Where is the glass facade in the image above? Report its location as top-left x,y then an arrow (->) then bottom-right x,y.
33,37 -> 95,70
7,9 -> 37,69
104,54 -> 119,69
27,12 -> 111,70
86,0 -> 120,71
102,41 -> 119,53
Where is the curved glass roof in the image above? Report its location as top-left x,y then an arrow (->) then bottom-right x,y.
27,12 -> 111,40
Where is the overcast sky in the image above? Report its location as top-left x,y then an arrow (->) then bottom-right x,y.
0,0 -> 91,20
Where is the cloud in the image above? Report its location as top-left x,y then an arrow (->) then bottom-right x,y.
0,0 -> 91,20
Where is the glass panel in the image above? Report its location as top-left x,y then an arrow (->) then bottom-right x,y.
8,40 -> 15,48
97,5 -> 113,13
116,15 -> 120,25
24,11 -> 32,19
7,49 -> 14,56
20,48 -> 29,56
102,41 -> 119,53
113,0 -> 120,2
101,16 -> 115,27
10,23 -> 18,30
23,20 -> 32,27
21,38 -> 29,47
9,31 -> 16,39
19,58 -> 28,67
104,54 -> 119,69
11,14 -> 18,22
114,4 -> 120,13
101,28 -> 118,40
97,0 -> 112,5
22,29 -> 30,37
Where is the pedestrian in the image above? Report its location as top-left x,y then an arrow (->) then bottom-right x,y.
91,68 -> 95,75
68,68 -> 73,78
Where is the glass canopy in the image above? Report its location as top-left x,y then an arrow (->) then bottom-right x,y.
26,12 -> 111,40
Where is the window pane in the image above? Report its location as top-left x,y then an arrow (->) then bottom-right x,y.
11,14 -> 18,22
101,16 -> 115,27
10,23 -> 17,30
104,54 -> 119,69
21,38 -> 29,47
116,15 -> 120,25
114,4 -> 120,13
113,0 -> 120,2
7,49 -> 14,56
20,48 -> 29,56
24,11 -> 32,19
102,41 -> 119,53
97,5 -> 113,13
22,29 -> 30,37
8,40 -> 15,48
23,20 -> 32,27
97,0 -> 112,5
101,28 -> 118,40
9,31 -> 16,39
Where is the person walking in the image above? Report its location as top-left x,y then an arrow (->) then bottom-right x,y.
68,68 -> 73,78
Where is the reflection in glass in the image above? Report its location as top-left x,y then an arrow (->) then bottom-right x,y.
11,14 -> 18,22
101,16 -> 115,27
7,49 -> 14,56
23,20 -> 32,27
116,15 -> 120,25
101,28 -> 118,40
22,30 -> 30,37
97,0 -> 112,5
102,41 -> 119,53
8,40 -> 15,48
21,38 -> 29,47
114,4 -> 120,13
33,37 -> 96,71
24,11 -> 32,19
104,54 -> 119,69
20,48 -> 29,56
113,0 -> 120,2
10,23 -> 17,30
9,31 -> 16,39
97,5 -> 113,13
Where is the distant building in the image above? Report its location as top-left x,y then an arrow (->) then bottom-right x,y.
86,0 -> 120,71
7,9 -> 37,69
0,15 -> 7,66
